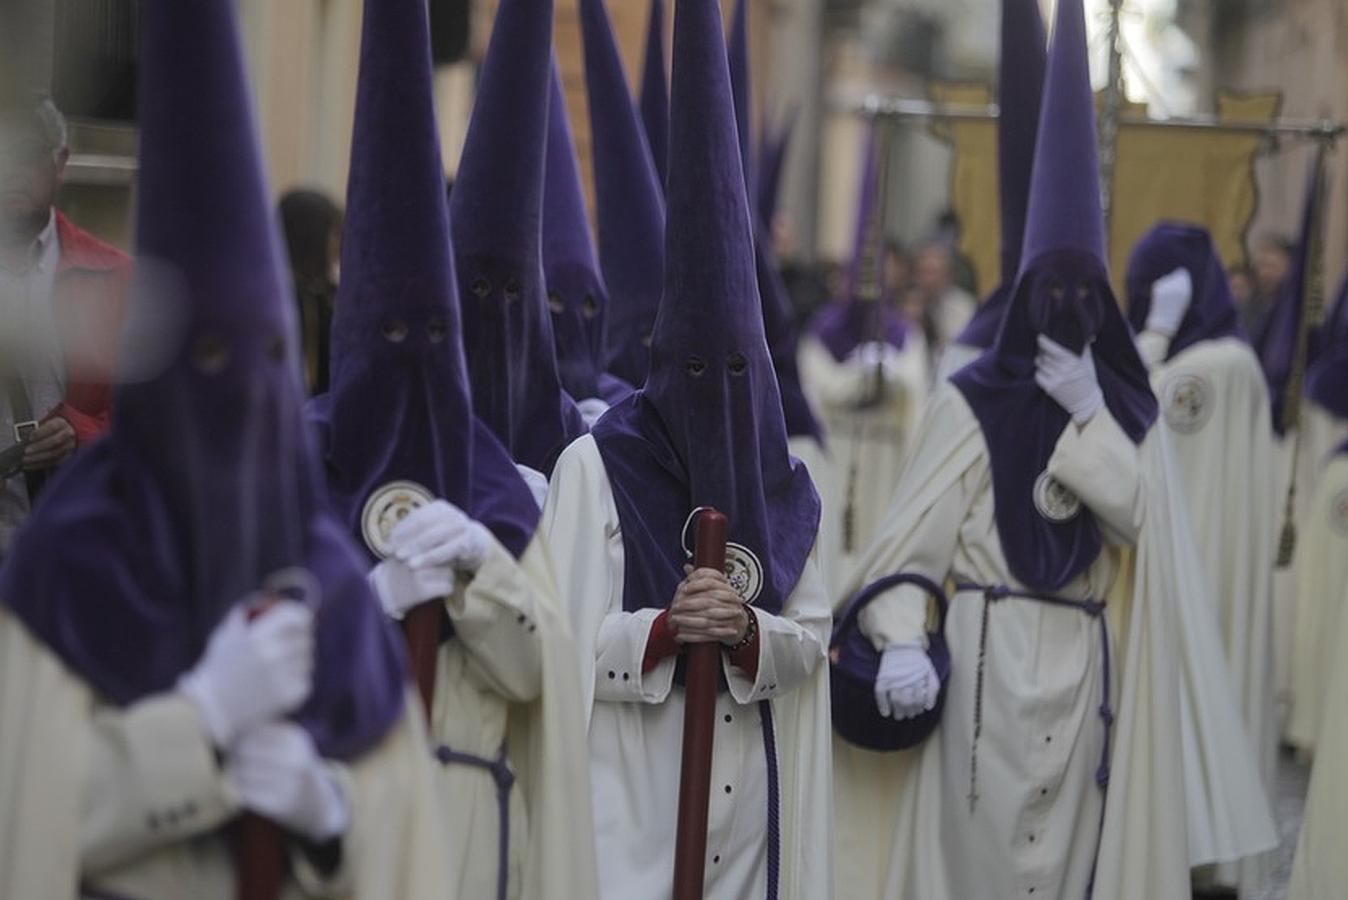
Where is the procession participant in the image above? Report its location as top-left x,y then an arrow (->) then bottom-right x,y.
937,0 -> 1046,380
798,128 -> 928,597
835,1 -> 1274,896
541,0 -> 832,895
278,188 -> 342,396
1286,439 -> 1348,900
579,0 -> 667,392
640,0 -> 670,189
448,0 -> 584,478
0,0 -> 450,895
1125,221 -> 1277,895
1286,278 -> 1348,752
1255,160 -> 1348,746
728,0 -> 826,459
542,61 -> 630,419
306,1 -> 597,897
0,93 -> 128,545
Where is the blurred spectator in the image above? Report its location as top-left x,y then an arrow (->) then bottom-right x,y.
279,189 -> 342,395
1227,265 -> 1253,311
913,240 -> 976,363
0,95 -> 128,556
1244,235 -> 1292,337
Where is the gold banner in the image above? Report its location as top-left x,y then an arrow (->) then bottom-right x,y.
931,86 -> 1281,304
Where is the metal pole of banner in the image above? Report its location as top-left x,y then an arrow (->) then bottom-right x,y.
1098,0 -> 1126,237
843,94 -> 1345,143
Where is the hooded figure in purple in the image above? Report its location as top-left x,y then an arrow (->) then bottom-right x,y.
640,0 -> 670,189
311,1 -> 600,896
940,0 -> 1047,378
0,0 -> 461,894
542,61 -> 631,416
449,0 -> 585,477
833,0 -> 1275,893
580,0 -> 667,391
540,0 -> 833,894
727,0 -> 824,447
1307,276 -> 1348,422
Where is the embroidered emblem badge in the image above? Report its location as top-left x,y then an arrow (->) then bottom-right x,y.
1161,372 -> 1213,435
361,480 -> 434,559
1034,471 -> 1082,523
724,542 -> 765,604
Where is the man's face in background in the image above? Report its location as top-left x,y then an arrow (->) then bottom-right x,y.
0,114 -> 66,242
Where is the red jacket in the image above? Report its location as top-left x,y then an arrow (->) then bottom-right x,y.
48,213 -> 131,445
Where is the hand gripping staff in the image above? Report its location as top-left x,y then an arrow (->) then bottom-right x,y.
673,507 -> 728,900
235,569 -> 321,900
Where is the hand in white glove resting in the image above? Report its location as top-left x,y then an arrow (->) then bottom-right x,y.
1145,267 -> 1193,338
179,602 -> 315,749
227,722 -> 348,843
1034,335 -> 1104,425
874,642 -> 939,720
389,499 -> 493,574
367,559 -> 455,620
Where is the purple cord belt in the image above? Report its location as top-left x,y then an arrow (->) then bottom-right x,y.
435,742 -> 515,900
954,582 -> 1114,900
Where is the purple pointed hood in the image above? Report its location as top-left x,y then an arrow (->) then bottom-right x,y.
756,110 -> 796,230
0,0 -> 404,759
1124,222 -> 1247,360
449,0 -> 584,475
728,0 -> 755,202
640,0 -> 670,189
591,0 -> 820,617
1257,149 -> 1328,436
311,0 -> 537,562
543,60 -> 611,404
1306,276 -> 1348,420
955,0 -> 1048,353
810,128 -> 909,362
724,0 -> 821,442
580,0 -> 667,390
949,0 -> 1157,593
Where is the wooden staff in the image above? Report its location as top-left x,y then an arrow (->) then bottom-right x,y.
402,602 -> 441,720
236,594 -> 287,900
672,508 -> 728,900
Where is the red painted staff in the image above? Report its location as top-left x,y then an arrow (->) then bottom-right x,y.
402,602 -> 441,720
673,507 -> 728,900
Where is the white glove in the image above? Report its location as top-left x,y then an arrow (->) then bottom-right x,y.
874,642 -> 939,720
1034,335 -> 1104,425
576,397 -> 610,429
389,499 -> 493,574
367,559 -> 454,620
850,341 -> 901,380
179,602 -> 315,749
514,463 -> 550,511
227,722 -> 348,843
1145,267 -> 1193,338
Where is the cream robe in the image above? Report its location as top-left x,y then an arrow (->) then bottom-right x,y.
798,333 -> 929,603
933,339 -> 982,383
541,434 -> 834,900
1284,403 -> 1348,750
422,532 -> 599,900
1287,453 -> 1348,899
1143,337 -> 1278,889
834,383 -> 1274,900
0,607 -> 454,899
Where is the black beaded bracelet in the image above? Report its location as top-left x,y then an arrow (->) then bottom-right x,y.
725,605 -> 757,651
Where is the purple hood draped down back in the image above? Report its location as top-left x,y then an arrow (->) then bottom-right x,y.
0,0 -> 405,759
1307,277 -> 1348,420
727,0 -> 822,443
591,0 -> 820,617
1257,151 -> 1327,436
953,0 -> 1047,355
949,0 -> 1157,593
810,130 -> 908,362
580,0 -> 668,391
640,0 -> 670,189
1125,222 -> 1247,360
449,0 -> 585,475
543,60 -> 616,405
309,0 -> 537,560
